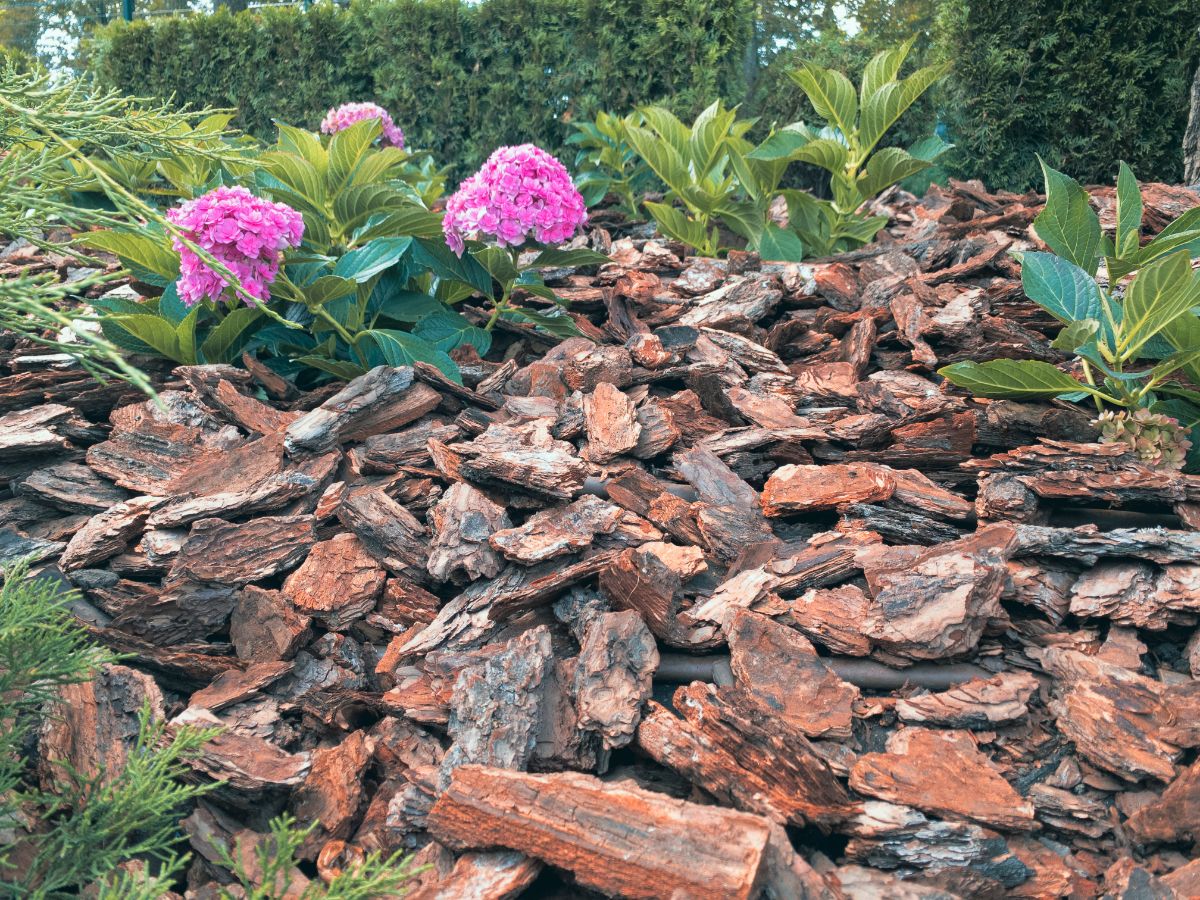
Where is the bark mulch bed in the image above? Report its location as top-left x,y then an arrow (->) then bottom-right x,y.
5,179 -> 1200,898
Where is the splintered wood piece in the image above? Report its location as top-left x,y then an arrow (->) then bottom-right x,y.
336,488 -> 429,580
230,586 -> 312,662
189,660 -> 292,712
16,462 -> 129,513
864,525 -> 1014,660
107,577 -> 239,646
1004,560 -> 1075,624
1037,647 -> 1185,782
789,584 -> 874,656
573,610 -> 658,750
677,272 -> 783,328
282,533 -> 386,629
38,663 -> 164,792
1068,560 -> 1200,629
427,765 -> 774,900
405,851 -> 542,900
761,462 -> 896,516
60,495 -> 162,571
850,728 -> 1036,831
599,542 -> 710,645
583,381 -> 641,462
843,801 -> 1031,893
0,403 -> 72,460
148,435 -> 339,528
631,399 -> 680,459
895,672 -> 1039,728
440,626 -> 555,786
674,447 -> 776,561
605,468 -> 704,546
173,707 -> 311,798
356,420 -> 460,474
208,378 -> 300,435
890,468 -> 973,521
637,683 -> 855,828
456,422 -> 587,501
426,482 -> 510,583
170,515 -> 316,585
1011,524 -> 1200,564
726,610 -> 859,740
290,730 -> 375,859
490,495 -> 624,565
284,366 -> 427,455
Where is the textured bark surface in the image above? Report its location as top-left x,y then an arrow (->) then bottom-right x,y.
170,515 -> 316,585
282,533 -> 386,629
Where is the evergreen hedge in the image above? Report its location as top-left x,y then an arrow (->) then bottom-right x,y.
935,0 -> 1200,191
90,0 -> 754,178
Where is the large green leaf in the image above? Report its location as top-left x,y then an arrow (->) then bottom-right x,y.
860,38 -> 914,102
304,275 -> 359,306
200,306 -> 264,364
756,224 -> 805,262
747,127 -> 811,162
638,106 -> 690,158
1119,252 -> 1200,358
275,122 -> 327,171
856,147 -> 930,200
643,201 -> 714,254
157,282 -> 190,326
413,308 -> 492,355
259,151 -> 326,207
327,118 -> 381,192
350,204 -> 445,243
471,246 -> 520,284
505,306 -> 583,338
108,313 -> 182,361
939,359 -> 1096,399
689,101 -> 734,179
530,247 -> 611,268
412,238 -> 493,297
1019,251 -> 1114,344
1034,159 -> 1104,276
1114,161 -> 1142,261
355,328 -> 461,381
80,230 -> 179,285
350,147 -> 411,187
624,123 -> 692,199
333,237 -> 412,282
295,356 -> 366,380
857,63 -> 948,156
789,63 -> 857,140
1160,313 -> 1200,387
788,138 -> 851,175
175,306 -> 200,365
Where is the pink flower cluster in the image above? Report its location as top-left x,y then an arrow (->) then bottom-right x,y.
442,144 -> 587,255
167,186 -> 304,307
319,102 -> 405,148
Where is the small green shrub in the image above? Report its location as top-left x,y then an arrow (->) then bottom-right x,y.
940,160 -> 1200,471
567,110 -> 658,215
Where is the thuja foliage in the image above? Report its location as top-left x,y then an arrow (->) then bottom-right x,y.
0,562 -> 214,897
941,161 -> 1200,471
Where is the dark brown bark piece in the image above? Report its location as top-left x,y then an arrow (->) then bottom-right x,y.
573,609 -> 658,750
336,488 -> 429,580
189,660 -> 292,712
426,481 -> 510,582
405,850 -> 542,900
490,494 -> 625,565
173,707 -> 311,799
427,765 -> 775,900
16,462 -> 129,513
0,403 -> 72,460
850,728 -> 1036,831
107,577 -> 239,646
60,495 -> 161,571
170,515 -> 316,585
282,533 -> 387,629
230,586 -> 312,661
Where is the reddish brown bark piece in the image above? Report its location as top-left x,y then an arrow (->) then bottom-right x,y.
174,707 -> 311,798
789,584 -> 874,656
573,609 -> 658,749
38,664 -> 164,792
189,660 -> 292,712
455,422 -> 587,501
16,461 -> 129,513
490,494 -> 625,564
230,586 -> 312,662
428,765 -> 775,900
1069,560 -> 1200,629
895,672 -> 1039,728
335,487 -> 429,580
583,381 -> 641,462
290,730 -> 374,859
599,542 -> 714,647
762,462 -> 897,515
283,533 -> 387,629
605,467 -> 704,546
638,683 -> 855,828
405,850 -> 542,900
850,728 -> 1036,831
864,525 -> 1015,660
170,515 -> 316,585
426,482 -> 510,583
60,495 -> 161,571
106,577 -> 239,646
726,609 -> 859,740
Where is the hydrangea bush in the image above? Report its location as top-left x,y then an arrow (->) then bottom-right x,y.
320,101 -> 405,149
167,186 -> 304,306
443,144 -> 602,331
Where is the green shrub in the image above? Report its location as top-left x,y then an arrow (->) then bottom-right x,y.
91,0 -> 754,180
935,0 -> 1200,191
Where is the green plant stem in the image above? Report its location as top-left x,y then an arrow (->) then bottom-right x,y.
1079,360 -> 1108,413
484,246 -> 523,331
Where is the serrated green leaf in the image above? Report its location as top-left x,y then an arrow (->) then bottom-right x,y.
643,201 -> 715,255
857,147 -> 930,199
303,275 -> 358,306
175,306 -> 200,365
939,359 -> 1097,399
200,306 -> 264,364
529,248 -> 610,268
157,282 -> 190,326
327,118 -> 380,192
107,313 -> 182,361
907,133 -> 953,163
506,306 -> 583,338
295,356 -> 366,380
1160,312 -> 1200,388
333,237 -> 412,282
746,127 -> 811,162
1020,251 -> 1114,343
756,224 -> 805,262
80,230 -> 179,285
861,38 -> 914,103
788,138 -> 851,175
412,238 -> 493,297
1120,252 -> 1200,358
354,328 -> 461,382
470,246 -> 520,285
637,106 -> 690,158
413,308 -> 492,355
259,150 -> 326,208
1050,318 -> 1100,353
1035,158 -> 1104,276
624,123 -> 692,199
858,62 -> 948,156
789,63 -> 857,141
275,122 -> 327,171
1115,161 -> 1142,261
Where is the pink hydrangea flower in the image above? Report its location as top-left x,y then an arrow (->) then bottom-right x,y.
319,102 -> 405,149
166,186 -> 304,307
442,144 -> 587,255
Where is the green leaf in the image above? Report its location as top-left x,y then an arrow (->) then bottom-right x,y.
1160,313 -> 1200,387
175,305 -> 200,365
939,359 -> 1096,399
1020,251 -> 1113,341
637,106 -> 690,158
413,308 -> 492,355
689,101 -> 734,179
861,38 -> 914,102
1050,318 -> 1101,353
529,248 -> 610,268
107,314 -> 182,361
295,356 -> 365,380
80,230 -> 179,285
303,275 -> 358,306
505,306 -> 583,338
789,63 -> 857,140
857,63 -> 948,156
856,147 -> 930,200
1119,252 -> 1200,358
355,328 -> 461,382
624,123 -> 692,199
157,282 -> 190,326
907,133 -> 953,163
747,127 -> 811,162
1114,161 -> 1142,260
787,138 -> 851,175
333,237 -> 412,282
1034,158 -> 1104,276
756,224 -> 805,262
327,118 -> 381,192
412,238 -> 493,297
200,306 -> 264,364
1149,348 -> 1200,384
471,246 -> 520,285
275,122 -> 327,171
259,151 -> 326,208
643,201 -> 714,254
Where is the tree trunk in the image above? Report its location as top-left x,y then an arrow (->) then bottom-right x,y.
1185,57 -> 1200,184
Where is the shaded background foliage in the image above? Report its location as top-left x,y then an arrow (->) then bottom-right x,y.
26,0 -> 1200,190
